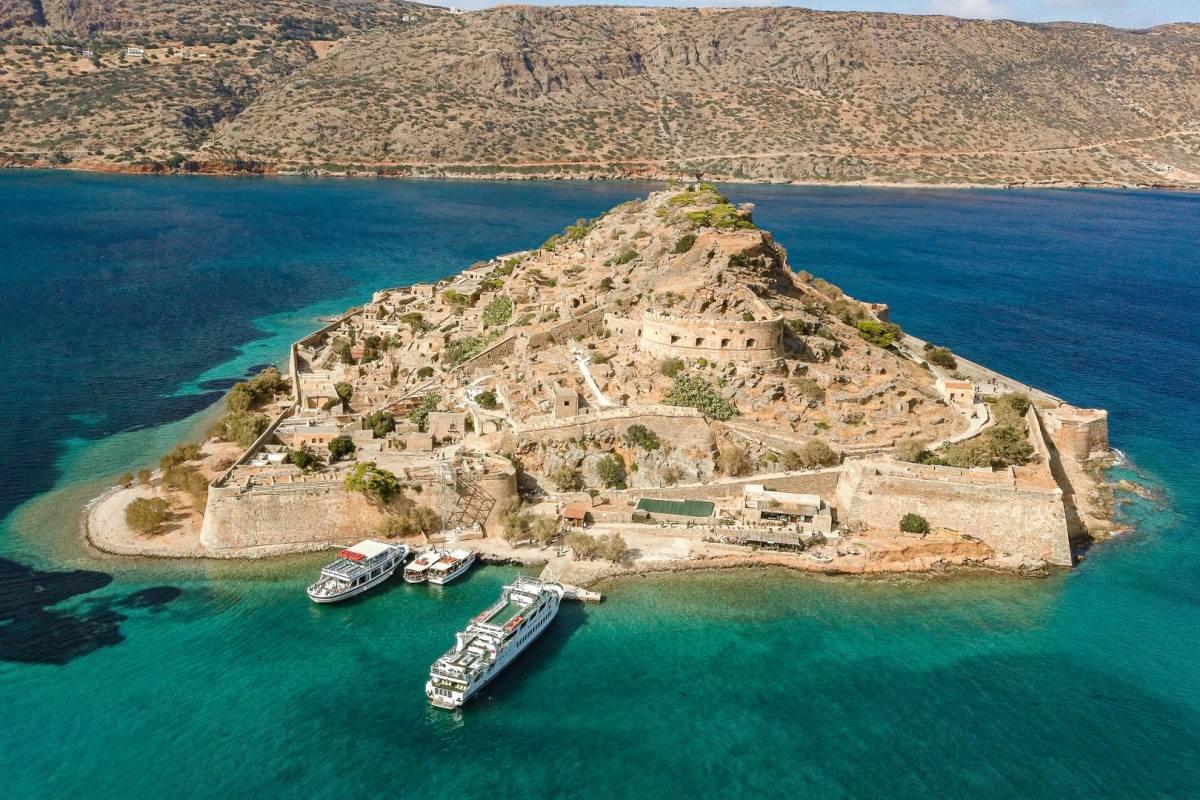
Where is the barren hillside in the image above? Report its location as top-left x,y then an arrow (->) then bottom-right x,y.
2,3 -> 1198,186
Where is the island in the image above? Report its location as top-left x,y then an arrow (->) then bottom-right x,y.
88,186 -> 1118,582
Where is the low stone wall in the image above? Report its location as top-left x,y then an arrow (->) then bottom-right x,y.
835,460 -> 1071,566
513,405 -> 714,451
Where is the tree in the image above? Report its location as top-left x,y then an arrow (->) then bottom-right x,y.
718,444 -> 751,476
659,357 -> 685,378
126,497 -> 170,534
623,424 -> 661,451
987,424 -> 1035,466
595,455 -> 626,489
328,435 -> 356,461
900,513 -> 930,535
566,531 -> 600,560
941,439 -> 992,469
288,448 -> 319,470
364,411 -> 395,438
117,472 -> 134,487
856,319 -> 898,348
659,463 -> 684,486
344,463 -> 401,503
531,516 -> 559,548
334,382 -> 353,404
379,505 -> 440,537
160,442 -> 201,470
499,500 -> 530,545
416,366 -> 434,379
549,464 -> 584,492
797,438 -> 839,468
926,346 -> 957,370
211,411 -> 269,448
408,393 -> 440,430
599,532 -> 628,563
476,390 -> 498,410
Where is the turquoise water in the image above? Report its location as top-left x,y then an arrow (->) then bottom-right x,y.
1,174 -> 1198,798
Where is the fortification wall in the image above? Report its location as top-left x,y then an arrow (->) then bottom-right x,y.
1042,406 -> 1109,461
628,469 -> 842,503
637,313 -> 784,363
514,405 -> 714,451
200,482 -> 388,556
835,460 -> 1071,566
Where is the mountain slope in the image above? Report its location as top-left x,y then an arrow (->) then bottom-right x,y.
2,5 -> 1198,186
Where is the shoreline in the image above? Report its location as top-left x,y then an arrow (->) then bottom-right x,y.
4,161 -> 1198,193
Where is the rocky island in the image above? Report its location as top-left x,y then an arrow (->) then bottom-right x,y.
89,186 -> 1116,582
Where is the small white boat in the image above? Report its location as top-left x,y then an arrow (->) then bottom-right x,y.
306,540 -> 409,603
427,549 -> 476,585
403,549 -> 442,584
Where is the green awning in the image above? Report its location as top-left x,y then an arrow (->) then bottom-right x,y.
635,498 -> 715,518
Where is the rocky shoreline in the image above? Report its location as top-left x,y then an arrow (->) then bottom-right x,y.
4,158 -> 1197,193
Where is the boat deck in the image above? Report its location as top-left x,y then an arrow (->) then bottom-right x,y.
485,599 -> 524,626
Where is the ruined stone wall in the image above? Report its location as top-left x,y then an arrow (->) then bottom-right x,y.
835,461 -> 1071,565
638,312 -> 784,363
514,405 -> 715,452
200,482 -> 388,556
458,333 -> 517,371
526,306 -> 606,349
630,470 -> 842,503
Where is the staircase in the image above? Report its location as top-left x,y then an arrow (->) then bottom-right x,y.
446,470 -> 496,531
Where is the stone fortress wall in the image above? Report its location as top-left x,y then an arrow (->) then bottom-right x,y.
605,311 -> 785,363
1042,405 -> 1109,461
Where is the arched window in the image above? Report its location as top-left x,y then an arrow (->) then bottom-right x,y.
721,338 -> 731,347
745,338 -> 757,348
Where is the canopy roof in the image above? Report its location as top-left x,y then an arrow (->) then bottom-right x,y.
345,539 -> 392,559
635,498 -> 715,518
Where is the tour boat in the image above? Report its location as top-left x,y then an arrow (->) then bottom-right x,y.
426,549 -> 476,585
403,549 -> 442,584
306,540 -> 409,603
425,576 -> 564,709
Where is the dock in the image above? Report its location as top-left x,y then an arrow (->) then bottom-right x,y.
562,584 -> 604,603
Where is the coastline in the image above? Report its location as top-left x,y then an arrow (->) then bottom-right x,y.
3,160 -> 1197,193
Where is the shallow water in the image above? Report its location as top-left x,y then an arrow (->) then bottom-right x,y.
1,174 -> 1197,798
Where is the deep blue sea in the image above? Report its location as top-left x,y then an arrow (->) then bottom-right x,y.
1,172 -> 1198,799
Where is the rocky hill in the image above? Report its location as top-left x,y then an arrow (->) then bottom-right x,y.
2,3 -> 1198,186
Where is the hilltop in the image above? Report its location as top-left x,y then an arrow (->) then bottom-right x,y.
2,4 -> 1198,187
90,187 -> 1114,577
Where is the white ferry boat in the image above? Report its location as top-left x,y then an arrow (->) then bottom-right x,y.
425,576 -> 564,709
403,549 -> 442,584
306,540 -> 409,603
427,549 -> 476,585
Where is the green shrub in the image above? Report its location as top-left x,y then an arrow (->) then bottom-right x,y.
476,390 -> 498,410
672,233 -> 697,254
595,455 -> 626,488
407,393 -> 440,431
481,294 -> 513,328
365,411 -> 395,438
926,346 -> 957,370
659,357 -> 685,378
344,462 -> 401,503
664,375 -> 738,420
328,435 -> 356,461
549,464 -> 584,492
416,366 -> 434,379
623,424 -> 661,451
856,319 -> 898,348
126,497 -> 170,534
900,513 -> 930,535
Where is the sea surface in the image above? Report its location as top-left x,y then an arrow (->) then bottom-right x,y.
1,172 -> 1198,799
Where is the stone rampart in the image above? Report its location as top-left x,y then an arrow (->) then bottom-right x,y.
835,460 -> 1071,566
1042,405 -> 1109,461
200,481 -> 388,556
637,312 -> 784,363
513,405 -> 714,451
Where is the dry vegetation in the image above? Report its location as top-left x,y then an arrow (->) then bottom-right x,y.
2,3 -> 1199,186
